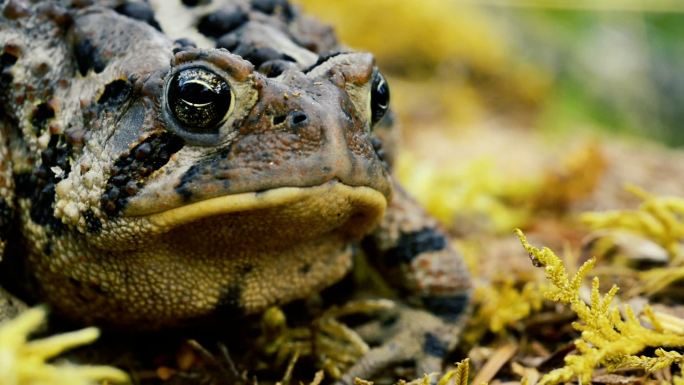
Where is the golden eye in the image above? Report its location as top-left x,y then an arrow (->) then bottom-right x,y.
167,67 -> 233,131
370,71 -> 390,125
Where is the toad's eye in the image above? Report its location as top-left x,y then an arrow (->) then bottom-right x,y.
370,71 -> 390,125
167,67 -> 233,131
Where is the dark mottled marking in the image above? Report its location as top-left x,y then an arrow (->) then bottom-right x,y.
83,209 -> 102,233
0,197 -> 12,239
216,34 -> 238,51
175,143 -> 232,201
31,102 -> 55,134
13,172 -> 33,198
0,52 -> 18,69
40,135 -> 72,176
239,264 -> 254,274
134,142 -> 152,160
258,59 -> 293,77
97,79 -> 132,106
102,132 -> 184,216
181,0 -> 210,7
370,136 -> 388,167
175,163 -> 201,201
197,8 -> 248,38
69,278 -> 107,303
423,332 -> 449,358
123,180 -> 138,195
73,38 -> 107,76
251,0 -> 294,21
234,44 -> 294,68
173,38 -> 197,54
298,263 -> 311,274
383,227 -> 446,267
30,184 -> 58,227
43,242 -> 52,256
422,293 -> 469,321
70,278 -> 90,302
88,282 -> 106,295
114,2 -> 162,31
215,284 -> 244,318
303,51 -> 345,73
21,135 -> 72,231
0,51 -> 18,93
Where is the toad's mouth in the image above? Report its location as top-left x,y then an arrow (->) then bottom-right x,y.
97,181 -> 388,250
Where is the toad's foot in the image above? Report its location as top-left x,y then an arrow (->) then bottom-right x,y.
335,305 -> 467,385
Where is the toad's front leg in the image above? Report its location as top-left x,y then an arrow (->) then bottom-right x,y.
337,183 -> 472,384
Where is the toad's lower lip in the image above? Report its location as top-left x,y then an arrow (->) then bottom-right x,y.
89,181 -> 387,251
146,180 -> 388,234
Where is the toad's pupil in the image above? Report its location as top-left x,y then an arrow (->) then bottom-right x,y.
374,79 -> 389,108
179,81 -> 216,106
371,72 -> 390,125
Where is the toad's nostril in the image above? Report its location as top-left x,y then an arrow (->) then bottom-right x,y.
290,111 -> 308,126
273,115 -> 287,125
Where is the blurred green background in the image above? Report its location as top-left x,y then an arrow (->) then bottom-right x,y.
298,0 -> 684,146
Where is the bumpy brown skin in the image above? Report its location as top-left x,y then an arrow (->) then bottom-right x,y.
0,0 -> 471,381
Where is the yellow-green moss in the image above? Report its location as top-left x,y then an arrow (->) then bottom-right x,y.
582,186 -> 684,260
517,230 -> 684,385
0,307 -> 129,385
